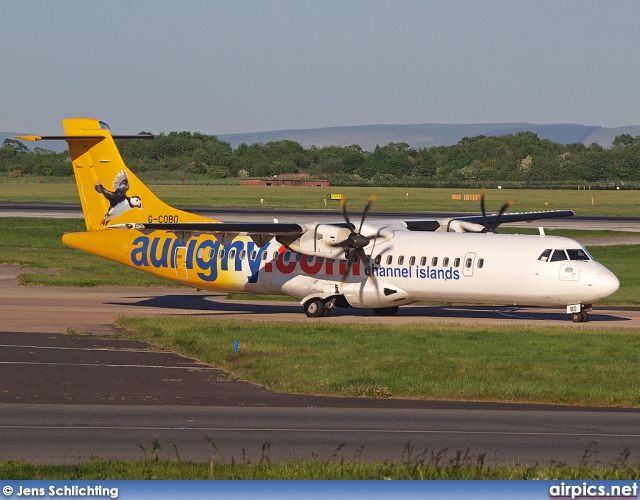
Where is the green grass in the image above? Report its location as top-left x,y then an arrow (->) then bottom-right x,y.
1,183 -> 640,215
115,318 -> 640,407
2,454 -> 640,479
589,245 -> 640,305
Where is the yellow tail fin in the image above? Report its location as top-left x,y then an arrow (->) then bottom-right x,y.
21,118 -> 213,230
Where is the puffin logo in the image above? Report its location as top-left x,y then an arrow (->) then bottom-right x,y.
95,170 -> 143,225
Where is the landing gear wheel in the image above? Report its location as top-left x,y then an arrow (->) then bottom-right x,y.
304,298 -> 325,318
373,306 -> 399,316
571,311 -> 589,323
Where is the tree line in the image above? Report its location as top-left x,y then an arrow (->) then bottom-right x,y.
2,130 -> 640,187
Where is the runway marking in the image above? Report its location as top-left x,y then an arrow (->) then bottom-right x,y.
0,361 -> 216,370
0,425 -> 638,438
0,343 -> 173,354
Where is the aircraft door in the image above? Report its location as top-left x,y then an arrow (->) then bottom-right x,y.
463,252 -> 476,277
174,246 -> 189,280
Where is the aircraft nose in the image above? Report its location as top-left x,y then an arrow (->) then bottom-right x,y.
596,270 -> 620,300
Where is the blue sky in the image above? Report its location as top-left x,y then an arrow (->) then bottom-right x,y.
2,0 -> 639,135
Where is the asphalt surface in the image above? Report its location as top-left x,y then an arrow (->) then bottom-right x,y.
2,264 -> 640,465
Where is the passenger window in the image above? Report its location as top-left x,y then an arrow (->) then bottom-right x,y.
386,255 -> 393,265
284,250 -> 291,262
375,255 -> 382,265
207,248 -> 216,260
550,249 -> 568,262
229,249 -> 236,259
250,250 -> 256,260
409,256 -> 416,266
454,258 -> 460,267
420,257 -> 427,266
273,251 -> 279,261
307,255 -> 314,263
431,257 -> 438,266
197,248 -> 205,259
296,253 -> 302,262
567,249 -> 590,261
538,249 -> 552,262
465,258 -> 472,268
477,258 -> 484,268
443,257 -> 449,267
398,256 -> 404,265
219,249 -> 226,260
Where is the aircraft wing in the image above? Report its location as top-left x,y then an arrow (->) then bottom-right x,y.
404,209 -> 575,232
111,209 -> 575,239
110,221 -> 308,246
118,222 -> 307,235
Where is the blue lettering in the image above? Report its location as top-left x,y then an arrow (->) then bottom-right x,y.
195,240 -> 220,282
185,238 -> 198,269
221,240 -> 244,272
246,242 -> 268,283
150,237 -> 172,268
131,236 -> 149,267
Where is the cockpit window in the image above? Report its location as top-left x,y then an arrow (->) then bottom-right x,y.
538,249 -> 552,262
550,249 -> 568,262
567,249 -> 590,261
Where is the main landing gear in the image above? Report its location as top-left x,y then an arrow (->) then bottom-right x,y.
302,297 -> 400,318
303,298 -> 332,317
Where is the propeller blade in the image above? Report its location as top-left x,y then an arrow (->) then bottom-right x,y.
340,197 -> 353,229
489,199 -> 513,232
480,187 -> 487,230
329,238 -> 351,249
341,249 -> 358,282
358,193 -> 376,233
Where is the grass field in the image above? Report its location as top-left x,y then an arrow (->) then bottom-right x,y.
1,182 -> 639,215
114,317 -> 640,407
3,455 -> 640,479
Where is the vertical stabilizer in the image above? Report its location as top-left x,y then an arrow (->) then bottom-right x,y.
51,118 -> 213,230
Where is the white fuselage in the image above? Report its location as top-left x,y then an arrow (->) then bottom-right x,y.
208,231 -> 620,310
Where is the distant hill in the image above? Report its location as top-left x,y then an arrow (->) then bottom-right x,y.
217,123 -> 603,151
582,126 -> 640,148
5,123 -> 640,153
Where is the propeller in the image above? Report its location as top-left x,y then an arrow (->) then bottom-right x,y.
330,194 -> 377,280
480,188 -> 512,233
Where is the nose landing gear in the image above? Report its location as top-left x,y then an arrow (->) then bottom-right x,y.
569,304 -> 592,323
571,311 -> 589,323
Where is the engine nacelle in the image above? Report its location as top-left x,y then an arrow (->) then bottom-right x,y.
436,219 -> 487,233
284,223 -> 353,259
340,281 -> 412,308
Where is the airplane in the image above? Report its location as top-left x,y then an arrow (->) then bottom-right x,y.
17,118 -> 620,323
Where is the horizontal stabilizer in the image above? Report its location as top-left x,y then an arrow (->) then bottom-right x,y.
16,135 -> 153,141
